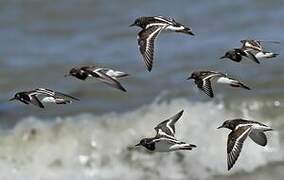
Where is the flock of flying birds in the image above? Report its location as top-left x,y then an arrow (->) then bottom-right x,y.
9,15 -> 279,171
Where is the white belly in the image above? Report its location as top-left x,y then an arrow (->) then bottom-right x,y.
41,97 -> 56,103
216,77 -> 233,85
255,52 -> 274,58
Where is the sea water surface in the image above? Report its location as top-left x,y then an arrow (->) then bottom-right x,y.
0,0 -> 284,180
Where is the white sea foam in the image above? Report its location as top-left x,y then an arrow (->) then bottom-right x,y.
0,98 -> 283,180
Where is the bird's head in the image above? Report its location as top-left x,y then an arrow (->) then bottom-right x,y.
135,138 -> 153,147
65,68 -> 79,77
9,92 -> 24,102
129,18 -> 142,27
220,51 -> 234,60
217,120 -> 235,130
187,72 -> 198,80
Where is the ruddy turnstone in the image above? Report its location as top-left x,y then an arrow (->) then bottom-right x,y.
218,119 -> 273,171
130,16 -> 194,71
65,65 -> 129,92
187,70 -> 250,98
10,88 -> 79,108
135,110 -> 197,152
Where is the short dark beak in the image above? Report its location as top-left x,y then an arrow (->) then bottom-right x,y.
187,75 -> 193,80
135,143 -> 141,147
217,125 -> 223,129
9,97 -> 16,101
64,74 -> 70,77
129,23 -> 135,27
220,55 -> 226,59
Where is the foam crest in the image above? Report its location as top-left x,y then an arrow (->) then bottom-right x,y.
0,98 -> 282,180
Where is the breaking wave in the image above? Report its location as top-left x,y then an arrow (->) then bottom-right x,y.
0,98 -> 283,180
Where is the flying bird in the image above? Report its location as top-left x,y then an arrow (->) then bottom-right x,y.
135,110 -> 196,152
130,16 -> 194,71
187,70 -> 250,98
220,39 -> 279,63
10,88 -> 79,108
218,119 -> 273,170
65,65 -> 129,92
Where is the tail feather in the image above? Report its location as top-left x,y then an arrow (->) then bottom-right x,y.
181,144 -> 197,150
171,143 -> 197,151
230,82 -> 251,90
255,51 -> 279,59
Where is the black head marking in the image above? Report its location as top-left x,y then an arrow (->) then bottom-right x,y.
136,138 -> 155,151
218,120 -> 236,130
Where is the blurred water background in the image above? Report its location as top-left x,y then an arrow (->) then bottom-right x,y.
0,0 -> 283,179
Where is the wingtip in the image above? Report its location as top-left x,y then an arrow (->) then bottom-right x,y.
146,66 -> 152,72
120,86 -> 127,92
190,144 -> 197,148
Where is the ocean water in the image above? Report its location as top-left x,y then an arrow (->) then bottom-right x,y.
0,0 -> 284,179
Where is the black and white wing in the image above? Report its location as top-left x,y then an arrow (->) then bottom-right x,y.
243,49 -> 260,64
194,73 -> 222,98
241,39 -> 280,52
227,125 -> 252,171
196,78 -> 213,98
154,110 -> 184,137
35,88 -> 79,101
138,25 -> 167,71
91,69 -> 127,92
235,48 -> 260,64
241,40 -> 263,52
27,91 -> 45,108
97,68 -> 129,79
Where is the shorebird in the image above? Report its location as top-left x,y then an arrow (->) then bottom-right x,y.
135,110 -> 196,152
65,65 -> 129,92
187,70 -> 250,98
130,16 -> 194,71
10,88 -> 79,108
218,119 -> 273,170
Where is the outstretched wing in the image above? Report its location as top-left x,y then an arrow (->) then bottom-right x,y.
227,125 -> 252,171
154,110 -> 184,137
195,78 -> 214,98
243,49 -> 260,64
91,69 -> 127,92
241,40 -> 263,51
35,88 -> 79,101
29,95 -> 44,108
138,25 -> 167,71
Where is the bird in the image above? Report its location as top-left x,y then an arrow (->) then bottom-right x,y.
135,110 -> 197,152
65,65 -> 129,92
240,39 -> 279,59
9,88 -> 79,108
130,16 -> 194,71
187,70 -> 250,98
217,119 -> 273,171
220,48 -> 260,64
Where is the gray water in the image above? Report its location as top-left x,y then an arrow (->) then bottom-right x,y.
0,0 -> 284,179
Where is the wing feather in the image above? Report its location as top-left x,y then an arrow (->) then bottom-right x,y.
227,125 -> 252,170
138,25 -> 167,71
